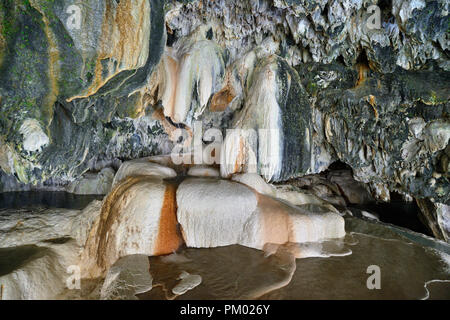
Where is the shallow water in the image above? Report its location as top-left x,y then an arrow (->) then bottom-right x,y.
0,191 -> 103,210
137,217 -> 450,300
1,202 -> 449,300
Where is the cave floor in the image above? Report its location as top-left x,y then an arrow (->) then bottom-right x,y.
137,217 -> 450,300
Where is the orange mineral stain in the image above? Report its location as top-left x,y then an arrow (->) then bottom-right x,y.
355,63 -> 370,87
154,183 -> 183,255
257,193 -> 292,246
210,73 -> 236,112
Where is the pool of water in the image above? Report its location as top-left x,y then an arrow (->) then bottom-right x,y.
137,217 -> 450,300
1,194 -> 448,300
0,191 -> 103,210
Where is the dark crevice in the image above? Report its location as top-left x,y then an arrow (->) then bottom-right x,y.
166,24 -> 177,47
326,160 -> 352,171
350,192 -> 433,237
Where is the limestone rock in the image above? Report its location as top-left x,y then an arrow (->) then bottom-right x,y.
100,254 -> 153,300
66,167 -> 115,195
326,170 -> 373,205
297,62 -> 450,205
0,241 -> 80,300
82,176 -> 183,278
417,199 -> 450,242
0,0 -> 168,187
176,178 -> 345,250
112,158 -> 177,187
187,165 -> 220,178
220,55 -> 312,182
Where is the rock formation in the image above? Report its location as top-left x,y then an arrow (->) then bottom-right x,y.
0,0 -> 448,239
176,177 -> 345,249
0,0 -> 449,300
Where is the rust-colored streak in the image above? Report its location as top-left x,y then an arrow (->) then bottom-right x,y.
152,108 -> 193,147
257,193 -> 292,246
67,0 -> 149,102
29,0 -> 59,131
210,81 -> 236,112
83,175 -> 149,275
366,95 -> 378,119
234,137 -> 245,173
355,63 -> 370,87
368,95 -> 376,107
154,184 -> 183,255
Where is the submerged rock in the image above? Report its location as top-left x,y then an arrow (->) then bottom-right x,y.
100,254 -> 153,300
171,271 -> 202,296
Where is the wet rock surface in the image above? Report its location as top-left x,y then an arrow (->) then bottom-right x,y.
0,0 -> 449,299
0,160 -> 448,300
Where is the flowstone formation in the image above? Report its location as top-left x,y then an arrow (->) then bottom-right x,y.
0,158 -> 346,299
0,1 -> 449,238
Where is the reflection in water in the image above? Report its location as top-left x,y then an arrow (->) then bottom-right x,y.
2,206 -> 449,300
0,191 -> 103,210
137,217 -> 449,300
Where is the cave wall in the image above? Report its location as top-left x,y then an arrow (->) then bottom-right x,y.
0,0 -> 449,236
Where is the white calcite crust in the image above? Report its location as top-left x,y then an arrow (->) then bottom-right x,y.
231,173 -> 275,196
0,241 -> 81,300
112,158 -> 177,187
187,165 -> 220,178
19,119 -> 49,153
176,178 -> 258,248
82,176 -> 183,278
177,177 -> 345,250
